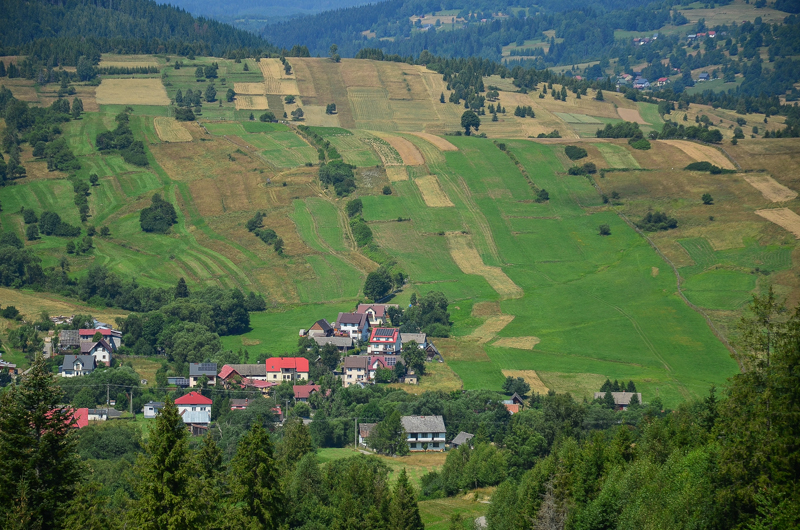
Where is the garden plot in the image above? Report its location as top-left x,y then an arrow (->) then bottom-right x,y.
616,107 -> 647,124
234,95 -> 270,110
258,58 -> 299,95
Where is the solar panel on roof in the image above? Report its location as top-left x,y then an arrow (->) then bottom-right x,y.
199,363 -> 215,371
375,329 -> 395,337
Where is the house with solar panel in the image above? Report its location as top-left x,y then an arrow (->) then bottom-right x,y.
189,363 -> 218,387
367,328 -> 402,355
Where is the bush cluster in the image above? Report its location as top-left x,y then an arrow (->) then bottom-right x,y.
139,194 -> 178,233
564,145 -> 587,160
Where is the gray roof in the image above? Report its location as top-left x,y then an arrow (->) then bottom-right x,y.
87,408 -> 123,418
311,319 -> 333,332
337,312 -> 368,326
401,415 -> 445,433
230,399 -> 251,408
359,422 -> 377,438
189,363 -> 218,377
400,333 -> 426,344
144,402 -> 164,409
226,364 -> 267,377
343,355 -> 369,369
313,336 -> 354,348
181,410 -> 210,424
59,330 -> 80,347
61,355 -> 96,371
451,431 -> 474,446
81,339 -> 111,354
593,392 -> 642,406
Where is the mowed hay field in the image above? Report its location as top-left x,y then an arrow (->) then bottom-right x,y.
95,78 -> 170,105
659,140 -> 736,170
154,117 -> 192,142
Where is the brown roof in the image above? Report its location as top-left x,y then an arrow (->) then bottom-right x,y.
593,392 -> 642,406
337,312 -> 368,327
356,304 -> 398,318
293,384 -> 321,399
359,423 -> 377,439
343,356 -> 369,369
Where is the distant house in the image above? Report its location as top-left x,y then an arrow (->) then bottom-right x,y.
708,30 -> 716,38
189,363 -> 218,387
335,312 -> 370,340
368,355 -> 403,379
175,391 -> 212,434
401,415 -> 446,451
593,391 -> 643,410
400,332 -> 427,348
265,357 -> 309,382
633,77 -> 650,89
81,339 -> 113,366
356,304 -> 398,326
312,335 -> 354,352
0,360 -> 18,374
342,356 -> 370,387
359,422 -> 377,447
451,431 -> 474,449
698,72 -> 710,82
656,77 -> 669,87
87,408 -> 122,421
401,373 -> 418,385
218,364 -> 268,384
687,33 -> 697,40
58,330 -> 81,351
367,328 -> 402,355
425,343 -> 443,362
67,408 -> 90,429
230,398 -> 252,410
60,355 -> 96,377
504,403 -> 520,414
293,384 -> 323,402
143,401 -> 164,419
504,393 -> 525,406
79,329 -> 122,351
308,319 -> 334,337
167,377 -> 190,388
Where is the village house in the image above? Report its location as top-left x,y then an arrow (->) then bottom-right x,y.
308,319 -> 334,337
593,391 -> 643,410
175,391 -> 212,434
0,360 -> 18,375
367,355 -> 403,379
355,303 -> 398,326
189,362 -> 218,387
79,328 -> 122,351
167,376 -> 190,387
143,401 -> 164,418
218,364 -> 268,385
400,332 -> 427,348
401,415 -> 447,451
87,408 -> 123,422
58,330 -> 81,351
400,373 -> 418,385
312,335 -> 354,352
81,339 -> 113,366
451,431 -> 474,449
425,343 -> 443,362
293,384 -> 325,402
335,312 -> 370,340
230,398 -> 252,410
698,72 -> 710,82
633,77 -> 650,89
266,357 -> 309,382
342,355 -> 370,387
656,77 -> 669,87
359,422 -> 377,447
367,328 -> 402,355
67,408 -> 90,429
60,355 -> 96,377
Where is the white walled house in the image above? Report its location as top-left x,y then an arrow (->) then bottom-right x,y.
401,415 -> 446,451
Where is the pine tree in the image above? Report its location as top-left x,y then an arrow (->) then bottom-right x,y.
230,423 -> 285,529
603,391 -> 616,410
626,380 -> 636,392
0,61 -> 5,77
130,399 -> 200,529
175,277 -> 189,298
389,468 -> 424,530
0,354 -> 84,529
278,417 -> 314,473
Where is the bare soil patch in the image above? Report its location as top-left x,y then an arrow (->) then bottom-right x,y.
386,167 -> 408,182
377,134 -> 425,165
95,78 -> 170,105
409,132 -> 458,151
743,175 -> 797,202
617,107 -> 647,124
154,117 -> 192,142
659,140 -> 736,170
415,175 -> 454,207
494,337 -> 541,350
501,369 -> 548,395
447,234 -> 523,299
755,208 -> 800,238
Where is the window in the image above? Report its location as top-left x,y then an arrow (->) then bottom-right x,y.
433,443 -> 439,448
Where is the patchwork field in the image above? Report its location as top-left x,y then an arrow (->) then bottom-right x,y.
95,78 -> 170,105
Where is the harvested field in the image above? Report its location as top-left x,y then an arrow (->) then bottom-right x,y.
153,117 -> 192,142
446,234 -> 523,299
95,79 -> 170,105
235,95 -> 270,110
234,82 -> 266,95
469,315 -> 515,344
743,175 -> 797,202
301,105 -> 341,127
755,208 -> 800,238
415,175 -> 454,207
340,59 -> 382,88
659,140 -> 736,170
363,137 -> 402,165
99,54 -> 158,68
501,370 -> 548,395
410,132 -> 458,151
378,134 -> 425,165
617,107 -> 647,124
472,301 -> 501,318
258,59 -> 299,95
349,87 -> 393,121
494,337 -> 541,350
386,167 -> 409,182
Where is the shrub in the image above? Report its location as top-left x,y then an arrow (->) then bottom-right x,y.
596,121 -> 643,139
346,198 -> 363,217
583,162 -> 597,174
565,145 -> 588,160
22,209 -> 38,224
259,111 -> 277,123
535,189 -> 549,202
139,194 -> 178,233
685,161 -> 714,171
350,218 -> 373,246
382,185 -> 392,195
629,138 -> 651,150
637,211 -> 678,231
174,108 -> 195,121
568,166 -> 586,175
319,160 -> 356,197
599,224 -> 611,236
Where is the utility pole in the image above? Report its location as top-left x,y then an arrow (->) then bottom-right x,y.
106,384 -> 110,406
129,388 -> 133,415
354,417 -> 358,450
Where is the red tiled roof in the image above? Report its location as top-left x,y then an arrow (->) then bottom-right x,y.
218,365 -> 237,379
369,328 -> 399,343
357,304 -> 387,317
504,404 -> 520,414
265,357 -> 309,373
293,384 -> 321,399
71,408 -> 89,428
243,379 -> 277,389
174,391 -> 213,405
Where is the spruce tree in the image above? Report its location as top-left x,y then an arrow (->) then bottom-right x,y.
0,354 -> 84,529
230,423 -> 285,529
389,468 -> 424,530
175,277 -> 189,298
278,416 -> 314,473
130,399 -> 199,530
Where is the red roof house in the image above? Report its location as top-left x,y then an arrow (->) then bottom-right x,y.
70,408 -> 90,429
174,391 -> 213,406
265,357 -> 309,382
293,384 -> 322,401
367,328 -> 401,355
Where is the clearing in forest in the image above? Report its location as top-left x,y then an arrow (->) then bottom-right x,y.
154,117 -> 192,142
659,140 -> 736,170
446,234 -> 523,298
95,79 -> 170,105
742,175 -> 797,202
755,208 -> 800,238
415,175 -> 454,207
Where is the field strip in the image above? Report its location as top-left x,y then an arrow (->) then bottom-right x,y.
658,140 -> 736,170
595,143 -> 640,168
743,175 -> 797,202
95,78 -> 170,105
616,107 -> 647,124
502,370 -> 548,394
234,82 -> 266,95
446,234 -> 523,299
415,175 -> 454,207
234,95 -> 270,110
386,167 -> 408,181
494,336 -> 541,350
756,208 -> 800,238
409,132 -> 457,151
258,58 -> 300,95
153,117 -> 192,142
374,133 -> 425,165
469,315 -> 515,343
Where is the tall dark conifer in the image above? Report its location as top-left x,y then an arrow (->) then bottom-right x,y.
230,422 -> 285,529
